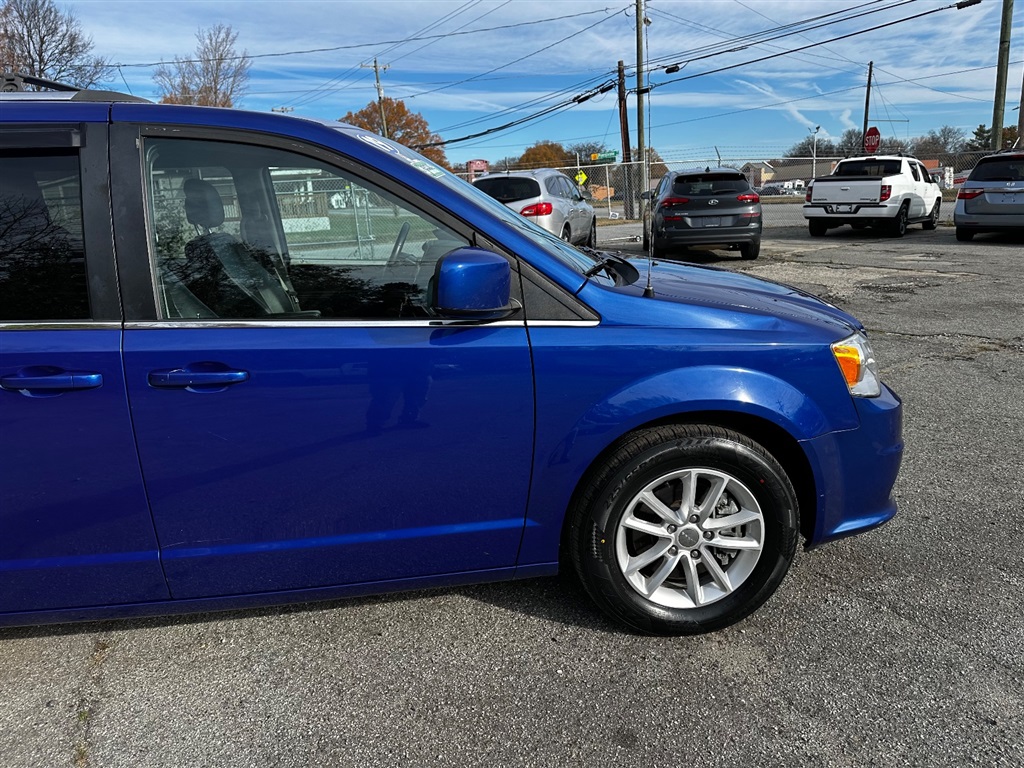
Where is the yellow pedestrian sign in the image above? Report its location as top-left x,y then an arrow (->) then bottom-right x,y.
575,170 -> 588,185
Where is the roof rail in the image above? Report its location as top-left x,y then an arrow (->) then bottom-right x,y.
2,73 -> 77,92
1,72 -> 150,102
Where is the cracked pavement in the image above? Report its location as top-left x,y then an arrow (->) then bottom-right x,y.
2,224 -> 1021,767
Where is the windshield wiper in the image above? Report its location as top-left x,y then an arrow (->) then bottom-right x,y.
579,248 -> 640,285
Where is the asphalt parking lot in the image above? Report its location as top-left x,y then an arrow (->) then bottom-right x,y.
2,224 -> 1022,768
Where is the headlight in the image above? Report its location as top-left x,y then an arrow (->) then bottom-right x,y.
831,332 -> 881,397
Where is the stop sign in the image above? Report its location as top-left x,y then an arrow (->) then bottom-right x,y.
864,126 -> 881,154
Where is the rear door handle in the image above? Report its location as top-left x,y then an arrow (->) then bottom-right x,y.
0,368 -> 102,393
149,365 -> 249,390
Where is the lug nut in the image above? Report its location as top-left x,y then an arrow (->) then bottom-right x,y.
704,531 -> 713,540
667,525 -> 677,533
669,546 -> 679,555
691,550 -> 701,559
688,514 -> 699,523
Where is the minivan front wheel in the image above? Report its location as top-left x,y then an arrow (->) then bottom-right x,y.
569,424 -> 798,635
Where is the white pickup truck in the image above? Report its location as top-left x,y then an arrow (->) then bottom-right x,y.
803,155 -> 942,238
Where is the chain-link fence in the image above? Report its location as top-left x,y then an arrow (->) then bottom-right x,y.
461,151 -> 993,229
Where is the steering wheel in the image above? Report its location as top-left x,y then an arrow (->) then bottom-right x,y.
385,222 -> 412,269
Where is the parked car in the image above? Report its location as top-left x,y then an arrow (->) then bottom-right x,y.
953,151 -> 1024,241
760,185 -> 799,196
0,76 -> 903,635
642,168 -> 763,259
804,155 -> 942,237
472,168 -> 596,248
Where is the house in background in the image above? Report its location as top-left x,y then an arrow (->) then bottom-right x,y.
741,161 -> 774,187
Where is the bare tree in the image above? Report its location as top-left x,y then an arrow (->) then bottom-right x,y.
153,24 -> 251,107
0,0 -> 111,87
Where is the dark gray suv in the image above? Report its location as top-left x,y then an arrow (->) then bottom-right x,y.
643,168 -> 762,259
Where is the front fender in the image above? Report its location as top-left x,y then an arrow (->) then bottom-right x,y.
517,364 -> 858,566
548,365 -> 854,469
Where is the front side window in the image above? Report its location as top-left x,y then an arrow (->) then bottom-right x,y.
908,163 -> 920,181
143,138 -> 471,320
0,151 -> 89,321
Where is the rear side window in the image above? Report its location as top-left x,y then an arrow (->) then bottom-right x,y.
673,174 -> 748,195
473,176 -> 541,203
970,157 -> 1024,182
833,159 -> 902,177
0,151 -> 90,321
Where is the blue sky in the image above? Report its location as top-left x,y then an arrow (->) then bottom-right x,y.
69,0 -> 1024,167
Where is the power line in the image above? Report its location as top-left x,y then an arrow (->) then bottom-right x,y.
648,0 -> 983,92
285,0 -> 491,110
404,8 -> 627,101
648,0 -> 914,73
114,8 -> 622,68
465,58 -> 1017,153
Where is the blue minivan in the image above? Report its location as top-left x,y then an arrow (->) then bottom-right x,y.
0,80 -> 902,635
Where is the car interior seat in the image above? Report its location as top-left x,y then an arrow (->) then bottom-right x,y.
176,178 -> 299,317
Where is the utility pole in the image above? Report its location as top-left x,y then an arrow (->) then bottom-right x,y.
1017,63 -> 1024,146
861,61 -> 873,146
617,60 -> 634,219
636,0 -> 647,200
991,0 -> 1015,150
361,58 -> 390,138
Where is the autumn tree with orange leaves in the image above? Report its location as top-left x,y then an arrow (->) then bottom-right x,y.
341,97 -> 449,169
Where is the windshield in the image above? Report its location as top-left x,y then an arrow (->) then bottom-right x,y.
472,176 -> 541,203
970,156 -> 1024,182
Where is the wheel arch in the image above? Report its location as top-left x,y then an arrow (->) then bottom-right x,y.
558,409 -> 819,562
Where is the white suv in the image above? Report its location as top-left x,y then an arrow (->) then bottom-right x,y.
473,168 -> 597,247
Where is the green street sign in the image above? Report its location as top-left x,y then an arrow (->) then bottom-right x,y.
590,151 -> 618,162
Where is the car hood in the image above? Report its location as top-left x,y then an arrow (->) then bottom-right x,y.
620,258 -> 862,336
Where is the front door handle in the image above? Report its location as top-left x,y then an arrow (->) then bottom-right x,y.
148,362 -> 249,391
0,367 -> 102,393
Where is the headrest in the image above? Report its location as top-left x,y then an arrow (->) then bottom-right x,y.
183,178 -> 225,229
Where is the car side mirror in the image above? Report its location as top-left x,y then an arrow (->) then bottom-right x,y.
639,191 -> 652,201
432,248 -> 519,320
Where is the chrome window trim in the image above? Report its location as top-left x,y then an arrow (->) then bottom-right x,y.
526,320 -> 600,327
0,321 -> 120,331
123,319 -> 600,330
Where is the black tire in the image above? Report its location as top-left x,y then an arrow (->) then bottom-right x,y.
851,222 -> 868,230
561,224 -> 571,242
586,219 -> 597,249
923,200 -> 940,231
651,242 -> 670,260
739,240 -> 760,260
955,226 -> 975,242
808,220 -> 828,237
568,424 -> 799,635
888,204 -> 908,238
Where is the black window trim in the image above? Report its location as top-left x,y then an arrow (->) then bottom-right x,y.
0,121 -> 120,324
109,123 -> 593,323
